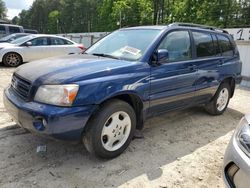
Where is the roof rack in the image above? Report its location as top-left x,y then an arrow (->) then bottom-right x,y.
169,22 -> 228,34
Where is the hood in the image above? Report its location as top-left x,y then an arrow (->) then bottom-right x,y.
15,54 -> 139,84
0,42 -> 15,48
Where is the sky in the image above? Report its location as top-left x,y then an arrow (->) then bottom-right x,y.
3,0 -> 35,19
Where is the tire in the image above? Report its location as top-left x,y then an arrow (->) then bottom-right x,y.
3,53 -> 22,67
83,99 -> 136,159
205,82 -> 231,115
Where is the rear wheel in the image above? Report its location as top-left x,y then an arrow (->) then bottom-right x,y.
205,82 -> 231,115
3,53 -> 22,67
83,99 -> 136,158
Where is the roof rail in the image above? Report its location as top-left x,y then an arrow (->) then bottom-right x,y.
169,22 -> 228,34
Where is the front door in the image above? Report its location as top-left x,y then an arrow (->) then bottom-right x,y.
149,30 -> 197,116
22,37 -> 51,61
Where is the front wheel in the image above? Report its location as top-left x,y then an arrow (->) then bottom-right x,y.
205,82 -> 231,115
83,99 -> 136,159
3,53 -> 22,67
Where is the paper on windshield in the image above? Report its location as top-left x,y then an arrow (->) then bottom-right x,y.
121,46 -> 141,56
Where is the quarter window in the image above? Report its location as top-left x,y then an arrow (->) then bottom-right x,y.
192,32 -> 214,58
217,35 -> 234,56
51,38 -> 68,45
9,26 -> 21,33
158,30 -> 192,62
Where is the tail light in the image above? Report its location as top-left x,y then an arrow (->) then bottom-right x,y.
78,44 -> 86,51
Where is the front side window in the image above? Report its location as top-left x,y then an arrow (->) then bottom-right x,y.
192,31 -> 214,58
158,30 -> 192,62
86,29 -> 161,61
217,34 -> 234,56
30,37 -> 48,46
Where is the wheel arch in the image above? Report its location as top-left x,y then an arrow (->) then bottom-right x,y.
3,51 -> 23,64
83,92 -> 145,135
220,76 -> 236,98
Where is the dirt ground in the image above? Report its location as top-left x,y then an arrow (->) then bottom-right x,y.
0,66 -> 249,188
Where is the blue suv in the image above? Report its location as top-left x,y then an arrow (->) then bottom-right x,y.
4,23 -> 242,158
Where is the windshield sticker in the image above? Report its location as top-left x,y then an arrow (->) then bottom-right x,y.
121,46 -> 141,56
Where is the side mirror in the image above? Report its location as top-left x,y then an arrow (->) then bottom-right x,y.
151,49 -> 169,65
155,49 -> 169,64
25,42 -> 32,47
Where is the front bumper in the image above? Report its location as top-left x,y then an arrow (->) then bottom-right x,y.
3,86 -> 97,140
223,134 -> 250,188
235,75 -> 242,85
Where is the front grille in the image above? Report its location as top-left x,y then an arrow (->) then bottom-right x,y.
11,74 -> 31,100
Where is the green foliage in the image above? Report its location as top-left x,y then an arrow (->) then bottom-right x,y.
12,0 -> 250,33
0,0 -> 6,19
48,10 -> 60,33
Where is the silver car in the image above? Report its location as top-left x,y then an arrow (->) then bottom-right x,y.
223,114 -> 250,188
0,34 -> 85,67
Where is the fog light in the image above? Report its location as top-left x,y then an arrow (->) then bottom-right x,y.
33,121 -> 45,131
33,117 -> 47,131
42,118 -> 47,127
226,163 -> 239,187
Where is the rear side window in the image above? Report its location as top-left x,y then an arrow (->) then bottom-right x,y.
9,26 -> 21,33
192,31 -> 214,58
158,30 -> 192,62
217,34 -> 234,56
211,34 -> 221,56
0,25 -> 6,35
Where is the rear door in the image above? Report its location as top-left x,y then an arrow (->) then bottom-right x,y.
149,30 -> 198,115
49,37 -> 80,57
190,31 -> 223,103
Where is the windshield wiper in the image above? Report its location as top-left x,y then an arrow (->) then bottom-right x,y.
92,53 -> 120,60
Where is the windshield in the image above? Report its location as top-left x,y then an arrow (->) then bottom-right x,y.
0,34 -> 15,41
10,35 -> 35,44
86,29 -> 161,61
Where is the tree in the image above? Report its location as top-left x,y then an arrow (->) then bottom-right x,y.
13,0 -> 250,33
48,10 -> 60,33
0,0 -> 6,19
11,16 -> 19,25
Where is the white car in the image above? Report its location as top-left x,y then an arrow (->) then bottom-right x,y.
0,34 -> 85,67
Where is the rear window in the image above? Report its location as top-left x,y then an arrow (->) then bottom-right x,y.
9,26 -> 21,33
192,31 -> 214,58
217,34 -> 234,56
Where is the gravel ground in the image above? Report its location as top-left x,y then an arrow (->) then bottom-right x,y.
0,66 -> 249,188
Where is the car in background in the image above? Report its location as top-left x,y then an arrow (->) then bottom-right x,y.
223,114 -> 250,188
0,24 -> 24,38
24,29 -> 38,34
0,34 -> 86,67
0,33 -> 31,43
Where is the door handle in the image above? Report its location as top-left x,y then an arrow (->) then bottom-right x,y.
188,64 -> 197,70
218,59 -> 224,66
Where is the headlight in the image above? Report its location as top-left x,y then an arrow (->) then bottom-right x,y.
34,84 -> 79,106
236,117 -> 250,156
